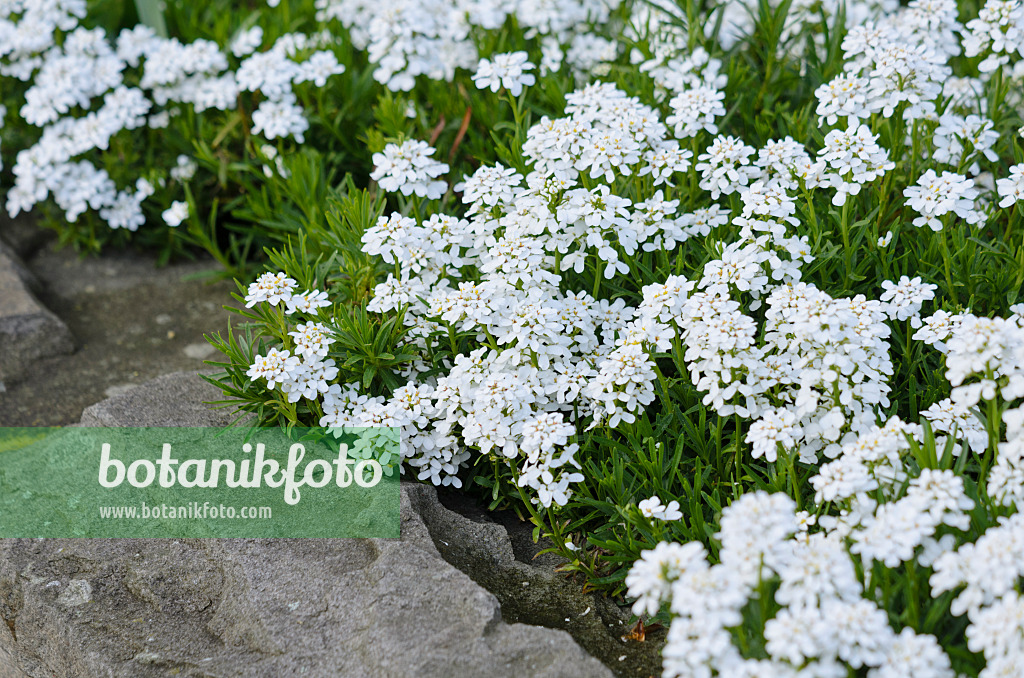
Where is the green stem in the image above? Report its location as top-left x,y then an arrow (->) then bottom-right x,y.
938,225 -> 956,299
787,449 -> 801,510
841,197 -> 852,287
905,561 -> 920,629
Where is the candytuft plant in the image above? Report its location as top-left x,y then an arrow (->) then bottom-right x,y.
5,0 -> 1024,675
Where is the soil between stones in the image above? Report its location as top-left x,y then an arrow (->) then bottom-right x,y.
0,240 -> 240,427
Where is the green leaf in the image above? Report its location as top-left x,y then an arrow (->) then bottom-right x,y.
134,0 -> 168,38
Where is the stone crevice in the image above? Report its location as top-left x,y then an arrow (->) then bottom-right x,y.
0,372 -> 617,678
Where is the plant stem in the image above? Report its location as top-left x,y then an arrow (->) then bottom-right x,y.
938,224 -> 957,298
841,197 -> 852,287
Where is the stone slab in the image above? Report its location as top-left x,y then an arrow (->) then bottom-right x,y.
0,373 -> 616,677
0,247 -> 73,383
79,371 -> 235,427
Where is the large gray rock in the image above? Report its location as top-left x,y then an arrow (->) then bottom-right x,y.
0,373 -> 616,677
79,371 -> 234,427
0,491 -> 613,678
0,246 -> 74,383
413,491 -> 664,677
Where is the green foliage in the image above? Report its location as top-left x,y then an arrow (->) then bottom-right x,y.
8,1 -> 1024,672
196,0 -> 1024,616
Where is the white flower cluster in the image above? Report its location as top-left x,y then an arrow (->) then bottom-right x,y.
472,51 -> 535,96
627,490 -> 958,678
244,273 -> 339,404
238,83 -> 710,499
815,124 -> 895,207
238,24 -> 1022,501
634,0 -> 902,71
518,412 -> 584,507
370,140 -> 449,200
915,310 -> 1024,408
631,421 -> 1024,678
314,0 -> 619,91
230,0 -> 1024,579
963,0 -> 1024,73
628,324 -> 1024,672
931,512 -> 1024,673
2,6 -> 344,229
904,170 -> 982,231
642,260 -> 895,463
880,275 -> 937,324
802,0 -> 1020,218
911,309 -> 1024,506
628,297 -> 1024,674
922,397 -> 989,454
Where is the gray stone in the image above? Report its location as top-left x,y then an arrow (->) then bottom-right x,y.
0,243 -> 241,427
0,241 -> 39,294
412,489 -> 665,677
0,374 -> 617,677
56,580 -> 92,608
0,493 -> 614,677
80,371 -> 235,427
183,342 -> 217,360
0,247 -> 74,383
103,383 -> 139,399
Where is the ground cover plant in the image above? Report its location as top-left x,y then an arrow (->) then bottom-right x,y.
4,0 -> 1024,676
0,0 -> 621,271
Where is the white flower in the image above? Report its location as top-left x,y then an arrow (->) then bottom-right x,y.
518,412 -> 584,507
638,496 -> 683,521
997,164 -> 1024,209
626,542 -> 708,616
230,26 -> 263,57
371,139 -> 449,199
161,200 -> 188,227
281,358 -> 339,403
245,272 -> 297,307
666,85 -> 725,138
247,347 -> 300,389
818,124 -> 894,206
746,408 -> 800,462
296,51 -> 346,87
472,51 -> 535,96
815,73 -> 870,126
922,398 -> 988,454
880,276 -> 936,324
933,113 -> 999,172
251,99 -> 309,143
285,289 -> 331,315
903,170 -> 982,231
288,322 -> 335,360
695,135 -> 757,199
170,155 -> 197,182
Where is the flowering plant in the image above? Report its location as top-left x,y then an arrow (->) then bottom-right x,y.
6,0 -> 1024,675
0,0 -> 625,270
203,0 -> 1024,673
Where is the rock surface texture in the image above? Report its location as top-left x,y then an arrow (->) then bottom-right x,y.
0,243 -> 74,384
0,231 -> 239,426
0,372 -> 618,678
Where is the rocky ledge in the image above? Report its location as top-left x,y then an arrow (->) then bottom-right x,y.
0,372 -> 663,677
